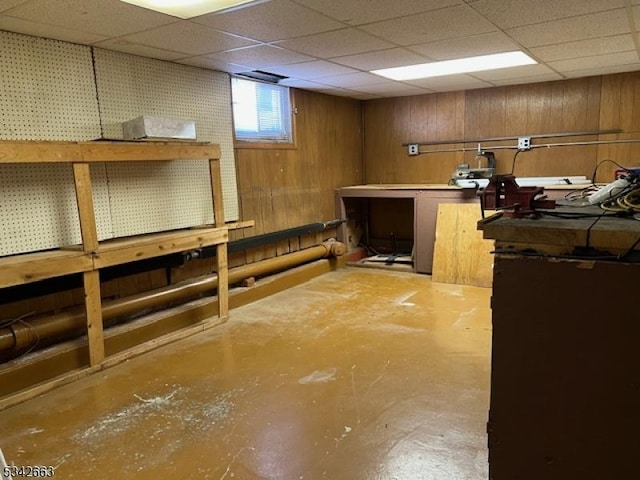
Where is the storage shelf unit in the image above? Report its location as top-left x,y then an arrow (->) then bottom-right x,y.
0,140 -> 229,367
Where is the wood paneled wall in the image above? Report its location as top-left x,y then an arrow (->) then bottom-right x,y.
233,88 -> 363,263
364,71 -> 640,184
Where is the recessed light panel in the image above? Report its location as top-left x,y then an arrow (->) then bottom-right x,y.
120,0 -> 257,19
371,51 -> 537,81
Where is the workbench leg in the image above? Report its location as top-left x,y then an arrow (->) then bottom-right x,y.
216,244 -> 229,320
83,270 -> 104,366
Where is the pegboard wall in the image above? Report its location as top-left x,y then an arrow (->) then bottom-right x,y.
93,48 -> 239,230
0,31 -> 102,141
0,163 -> 113,257
0,31 -> 239,256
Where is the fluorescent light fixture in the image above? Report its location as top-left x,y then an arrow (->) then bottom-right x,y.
120,0 -> 256,19
371,51 -> 537,81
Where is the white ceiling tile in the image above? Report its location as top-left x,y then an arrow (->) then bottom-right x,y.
194,0 -> 343,42
410,32 -> 520,60
112,21 -> 256,56
349,92 -> 385,100
352,82 -> 432,96
312,72 -> 389,88
561,63 -> 640,79
0,15 -> 108,44
469,0 -> 625,29
292,0 -> 460,25
276,28 -> 395,57
92,40 -> 187,61
267,61 -> 357,79
0,1 -> 30,13
506,9 -> 630,47
330,48 -> 429,70
318,87 -> 380,99
632,5 -> 640,26
175,56 -> 250,73
359,5 -> 496,46
529,34 -> 636,62
206,45 -> 315,69
278,78 -> 329,89
490,72 -> 569,86
473,64 -> 561,81
405,74 -> 493,91
548,51 -> 640,73
4,0 -> 177,37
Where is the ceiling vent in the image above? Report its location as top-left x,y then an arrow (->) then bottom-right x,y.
237,70 -> 288,84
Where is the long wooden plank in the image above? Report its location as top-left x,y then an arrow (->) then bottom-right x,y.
0,141 -> 220,163
82,270 -> 104,366
0,141 -> 82,163
72,163 -> 99,251
80,142 -> 220,162
209,158 -> 228,319
93,228 -> 228,269
432,204 -> 495,288
0,250 -> 92,288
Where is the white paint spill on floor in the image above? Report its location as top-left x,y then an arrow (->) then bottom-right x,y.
394,291 -> 417,306
298,368 -> 337,384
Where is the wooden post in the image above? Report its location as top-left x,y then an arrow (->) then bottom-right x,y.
72,163 -> 104,366
209,158 -> 228,320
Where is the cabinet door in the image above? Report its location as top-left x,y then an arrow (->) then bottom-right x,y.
489,255 -> 640,479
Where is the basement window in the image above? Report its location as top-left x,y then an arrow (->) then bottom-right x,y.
231,77 -> 294,146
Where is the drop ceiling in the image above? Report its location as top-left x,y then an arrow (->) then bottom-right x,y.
1,0 -> 639,99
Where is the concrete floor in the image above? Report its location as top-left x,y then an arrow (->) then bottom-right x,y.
0,267 -> 491,479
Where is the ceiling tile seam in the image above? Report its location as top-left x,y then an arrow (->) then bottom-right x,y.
624,0 -> 640,62
547,49 -> 638,65
86,20 -> 266,54
287,0 -> 466,29
0,20 -> 111,44
479,6 -> 630,30
0,11 -> 183,39
0,1 -> 31,15
462,0 -> 567,81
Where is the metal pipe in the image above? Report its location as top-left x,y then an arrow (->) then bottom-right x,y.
413,137 -> 640,155
402,129 -> 622,147
0,242 -> 344,353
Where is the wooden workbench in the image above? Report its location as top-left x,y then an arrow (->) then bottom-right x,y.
479,206 -> 640,480
336,184 -> 478,273
0,140 -> 229,368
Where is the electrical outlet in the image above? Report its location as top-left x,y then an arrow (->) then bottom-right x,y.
408,144 -> 419,156
518,136 -> 531,150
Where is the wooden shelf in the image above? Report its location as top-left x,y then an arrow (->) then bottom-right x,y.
93,227 -> 228,269
0,140 -> 229,368
0,140 -> 220,163
0,249 -> 92,288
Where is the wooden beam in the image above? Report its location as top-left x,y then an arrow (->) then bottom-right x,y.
225,220 -> 255,230
82,270 -> 104,366
72,163 -> 99,251
93,228 -> 228,269
0,141 -> 221,163
209,158 -> 228,319
0,141 -> 81,163
0,250 -> 92,288
80,142 -> 220,162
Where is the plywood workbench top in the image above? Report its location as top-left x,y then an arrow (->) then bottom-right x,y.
479,206 -> 640,253
339,183 -> 464,190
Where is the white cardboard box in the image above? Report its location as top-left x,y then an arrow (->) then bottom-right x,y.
122,116 -> 196,141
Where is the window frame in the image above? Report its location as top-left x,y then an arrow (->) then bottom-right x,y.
231,76 -> 297,150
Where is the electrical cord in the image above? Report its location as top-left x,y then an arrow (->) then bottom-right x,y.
510,149 -> 524,175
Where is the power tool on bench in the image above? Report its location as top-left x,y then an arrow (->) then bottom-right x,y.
451,149 -> 496,184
